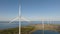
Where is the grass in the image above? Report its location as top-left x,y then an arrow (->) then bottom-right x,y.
0,24 -> 60,34
55,26 -> 60,33
21,26 -> 35,34
0,27 -> 19,34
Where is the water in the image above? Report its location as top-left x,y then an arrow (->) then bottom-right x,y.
31,30 -> 60,34
21,21 -> 60,34
0,21 -> 60,29
21,21 -> 60,26
21,21 -> 42,26
0,21 -> 19,29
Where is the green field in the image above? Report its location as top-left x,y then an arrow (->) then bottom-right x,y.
0,27 -> 19,34
21,26 -> 35,34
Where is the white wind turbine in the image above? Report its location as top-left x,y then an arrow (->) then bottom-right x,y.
9,16 -> 31,23
8,5 -> 31,23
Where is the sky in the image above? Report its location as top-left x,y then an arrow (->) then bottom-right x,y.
0,0 -> 19,21
0,0 -> 60,21
21,0 -> 60,21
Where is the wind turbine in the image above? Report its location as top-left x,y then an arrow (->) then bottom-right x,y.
9,16 -> 32,24
41,18 -> 44,34
9,16 -> 19,23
